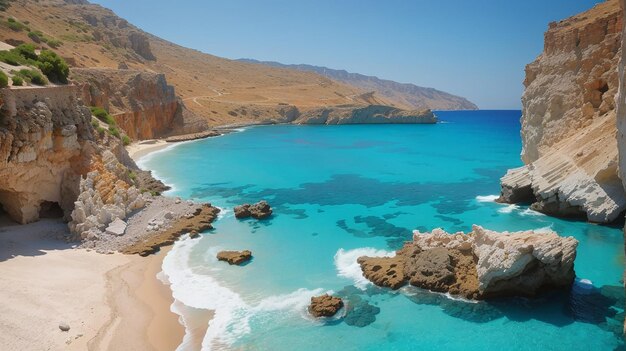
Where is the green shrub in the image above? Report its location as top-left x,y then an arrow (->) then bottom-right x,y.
36,50 -> 69,83
122,134 -> 131,146
27,31 -> 40,43
0,71 -> 7,88
46,39 -> 62,49
14,43 -> 37,60
0,50 -> 25,65
10,75 -> 22,86
90,106 -> 116,126
96,126 -> 105,136
6,18 -> 26,31
17,68 -> 47,85
90,119 -> 99,128
108,126 -> 120,138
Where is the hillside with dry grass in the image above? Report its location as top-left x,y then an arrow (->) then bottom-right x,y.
0,0 -> 470,128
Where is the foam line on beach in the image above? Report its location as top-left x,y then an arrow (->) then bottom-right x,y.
163,235 -> 327,350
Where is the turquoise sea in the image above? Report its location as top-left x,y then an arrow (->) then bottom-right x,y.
140,111 -> 625,351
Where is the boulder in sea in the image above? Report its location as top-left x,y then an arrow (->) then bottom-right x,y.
308,294 -> 344,318
234,200 -> 273,219
217,250 -> 253,265
358,225 -> 578,299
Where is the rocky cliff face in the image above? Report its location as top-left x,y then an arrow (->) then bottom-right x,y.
0,85 -> 153,238
499,0 -> 625,223
72,68 -> 207,140
0,86 -> 94,223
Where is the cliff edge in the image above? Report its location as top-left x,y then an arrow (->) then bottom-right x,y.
499,0 -> 625,223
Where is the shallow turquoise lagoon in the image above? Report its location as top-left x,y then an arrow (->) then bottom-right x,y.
141,111 -> 625,351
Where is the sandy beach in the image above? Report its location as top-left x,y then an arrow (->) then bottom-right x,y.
126,139 -> 172,161
0,218 -> 184,350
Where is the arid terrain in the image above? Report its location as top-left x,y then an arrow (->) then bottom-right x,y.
0,0 -> 474,127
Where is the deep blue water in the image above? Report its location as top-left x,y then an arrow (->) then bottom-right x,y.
141,110 -> 625,351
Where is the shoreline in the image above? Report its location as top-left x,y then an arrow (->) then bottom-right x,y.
0,219 -> 182,350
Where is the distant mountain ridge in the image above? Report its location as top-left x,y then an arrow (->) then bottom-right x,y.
238,58 -> 478,111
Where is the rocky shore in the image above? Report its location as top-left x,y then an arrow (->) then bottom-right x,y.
358,225 -> 578,299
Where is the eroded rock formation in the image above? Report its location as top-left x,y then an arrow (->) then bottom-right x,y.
499,0 -> 625,223
0,85 -> 162,241
358,225 -> 578,299
68,150 -> 145,240
73,68 -> 207,140
308,295 -> 344,318
0,86 -> 93,223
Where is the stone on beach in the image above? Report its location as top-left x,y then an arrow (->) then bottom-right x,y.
105,218 -> 127,236
217,250 -> 253,265
59,322 -> 70,332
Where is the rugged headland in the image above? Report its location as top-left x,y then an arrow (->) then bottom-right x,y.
498,0 -> 625,223
358,225 -> 578,299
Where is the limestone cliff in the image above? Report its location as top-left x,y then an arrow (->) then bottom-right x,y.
0,86 -> 94,223
0,85 -> 154,237
499,0 -> 625,223
72,68 -> 207,140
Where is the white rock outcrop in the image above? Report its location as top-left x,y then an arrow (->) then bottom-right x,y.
405,225 -> 579,298
498,0 -> 625,223
69,150 -> 145,239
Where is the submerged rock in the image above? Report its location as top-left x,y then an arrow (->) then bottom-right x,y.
234,201 -> 273,219
217,250 -> 252,265
308,294 -> 344,318
358,225 -> 578,300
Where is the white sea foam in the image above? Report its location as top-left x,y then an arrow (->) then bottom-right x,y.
532,225 -> 554,234
475,194 -> 499,203
497,204 -> 519,214
215,206 -> 233,220
334,247 -> 395,290
163,236 -> 327,350
520,208 -> 546,217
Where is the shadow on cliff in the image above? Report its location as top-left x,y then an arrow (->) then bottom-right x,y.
0,217 -> 73,262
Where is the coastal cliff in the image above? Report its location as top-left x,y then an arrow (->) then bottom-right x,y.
499,0 -> 625,223
72,68 -> 207,140
0,85 -> 156,237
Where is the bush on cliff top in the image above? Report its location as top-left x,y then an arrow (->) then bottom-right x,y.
36,50 -> 69,84
0,71 -> 8,88
0,45 -> 69,84
15,68 -> 47,85
10,75 -> 22,86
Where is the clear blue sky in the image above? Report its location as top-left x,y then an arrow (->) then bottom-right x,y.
91,0 -> 600,109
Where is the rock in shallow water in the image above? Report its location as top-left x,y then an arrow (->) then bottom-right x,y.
358,225 -> 578,299
234,200 -> 273,219
308,294 -> 344,318
217,250 -> 252,265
